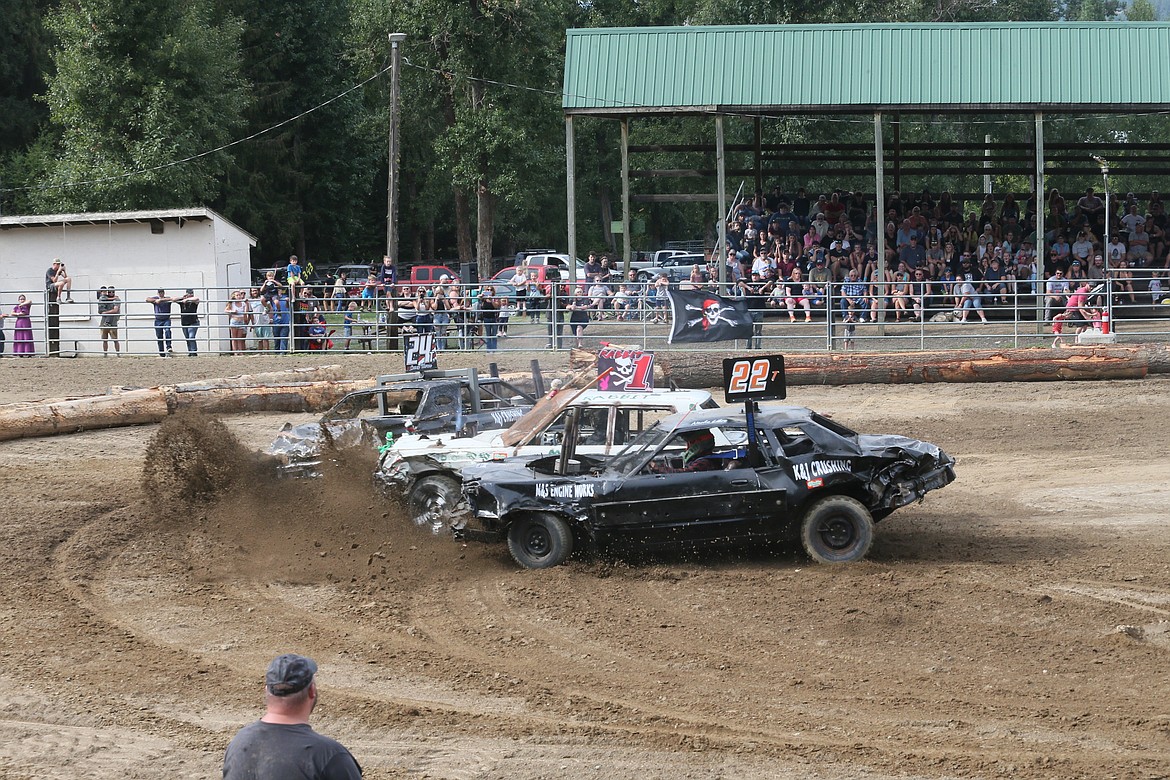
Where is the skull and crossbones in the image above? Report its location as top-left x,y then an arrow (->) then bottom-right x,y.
686,299 -> 738,330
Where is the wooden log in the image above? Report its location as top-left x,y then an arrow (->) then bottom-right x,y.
0,379 -> 372,442
1140,343 -> 1170,375
630,347 -> 1150,389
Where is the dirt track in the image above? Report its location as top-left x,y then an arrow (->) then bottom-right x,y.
1,353 -> 1168,779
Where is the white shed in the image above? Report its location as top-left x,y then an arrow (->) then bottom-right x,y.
0,207 -> 256,355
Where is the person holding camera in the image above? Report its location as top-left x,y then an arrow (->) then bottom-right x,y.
97,287 -> 122,355
177,289 -> 201,356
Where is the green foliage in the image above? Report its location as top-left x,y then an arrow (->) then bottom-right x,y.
1126,0 -> 1158,19
210,0 -> 376,263
34,0 -> 247,212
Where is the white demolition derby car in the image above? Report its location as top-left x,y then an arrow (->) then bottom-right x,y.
376,387 -> 719,530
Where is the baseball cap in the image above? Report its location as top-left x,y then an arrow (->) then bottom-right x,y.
440,274 -> 450,282
185,288 -> 194,295
814,257 -> 825,264
265,653 -> 317,696
51,258 -> 61,265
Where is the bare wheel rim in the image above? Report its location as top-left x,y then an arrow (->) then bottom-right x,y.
817,515 -> 857,550
522,524 -> 552,557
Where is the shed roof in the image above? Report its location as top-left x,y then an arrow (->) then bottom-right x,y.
563,23 -> 1170,115
0,206 -> 256,243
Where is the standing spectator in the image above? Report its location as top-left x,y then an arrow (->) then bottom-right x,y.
360,274 -> 378,311
146,289 -> 176,357
271,289 -> 291,353
568,286 -> 592,348
98,287 -> 122,356
1076,188 -> 1105,233
176,289 -> 200,356
225,290 -> 251,354
293,287 -> 316,351
248,288 -> 271,352
342,302 -> 361,351
509,266 -> 529,319
223,654 -> 361,780
478,286 -> 500,352
331,273 -> 348,312
376,256 -> 396,307
10,294 -> 34,356
527,270 -> 545,322
0,307 -> 6,355
650,273 -> 671,324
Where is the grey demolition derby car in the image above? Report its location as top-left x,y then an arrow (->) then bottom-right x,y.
267,367 -> 538,477
459,403 -> 956,568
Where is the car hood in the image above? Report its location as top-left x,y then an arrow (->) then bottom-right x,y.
855,433 -> 951,462
267,419 -> 368,462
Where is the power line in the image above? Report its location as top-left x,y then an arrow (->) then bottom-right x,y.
1,64 -> 392,195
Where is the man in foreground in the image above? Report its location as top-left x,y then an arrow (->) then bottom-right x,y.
223,654 -> 362,779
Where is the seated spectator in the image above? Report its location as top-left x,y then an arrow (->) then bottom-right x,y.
1129,225 -> 1151,264
982,258 -> 1009,304
956,274 -> 988,323
899,235 -> 926,270
783,269 -> 816,322
839,269 -> 867,322
890,263 -> 912,321
1044,268 -> 1071,322
612,285 -> 636,320
588,281 -> 612,316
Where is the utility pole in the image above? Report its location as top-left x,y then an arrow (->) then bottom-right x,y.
386,33 -> 406,261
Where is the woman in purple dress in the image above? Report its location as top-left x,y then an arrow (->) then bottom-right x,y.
11,294 -> 34,355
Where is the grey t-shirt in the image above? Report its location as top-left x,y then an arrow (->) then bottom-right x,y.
223,721 -> 361,780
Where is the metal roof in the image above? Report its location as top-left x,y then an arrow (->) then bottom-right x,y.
0,206 -> 257,242
563,23 -> 1170,115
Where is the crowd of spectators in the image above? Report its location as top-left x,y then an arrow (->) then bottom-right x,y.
717,184 -> 1169,322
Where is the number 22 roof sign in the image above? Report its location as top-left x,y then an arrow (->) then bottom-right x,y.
722,355 -> 787,403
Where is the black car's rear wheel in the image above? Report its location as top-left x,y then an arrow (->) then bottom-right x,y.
407,475 -> 466,535
507,513 -> 573,569
800,495 -> 874,564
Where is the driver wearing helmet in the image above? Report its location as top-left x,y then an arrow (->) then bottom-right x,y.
651,429 -> 720,473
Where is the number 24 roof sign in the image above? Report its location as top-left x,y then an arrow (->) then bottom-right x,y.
722,355 -> 787,403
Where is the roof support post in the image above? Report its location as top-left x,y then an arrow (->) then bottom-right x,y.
874,111 -> 888,328
753,116 -> 763,196
716,116 -> 727,288
1034,111 -> 1046,332
621,118 -> 631,276
892,113 -> 901,194
566,115 -> 577,285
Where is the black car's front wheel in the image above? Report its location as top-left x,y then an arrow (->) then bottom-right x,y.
800,495 -> 874,564
407,475 -> 466,535
507,513 -> 573,569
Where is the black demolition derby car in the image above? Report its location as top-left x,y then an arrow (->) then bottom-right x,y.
456,356 -> 956,569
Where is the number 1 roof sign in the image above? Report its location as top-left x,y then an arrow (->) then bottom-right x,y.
722,355 -> 786,403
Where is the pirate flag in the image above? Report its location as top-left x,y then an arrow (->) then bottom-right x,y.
666,288 -> 754,344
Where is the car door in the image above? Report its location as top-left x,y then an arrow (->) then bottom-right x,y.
590,430 -> 784,551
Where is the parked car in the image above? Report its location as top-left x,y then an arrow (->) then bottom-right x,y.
377,387 -> 718,532
324,263 -> 373,297
406,264 -> 458,292
266,367 -> 540,477
488,264 -> 575,300
636,253 -> 708,283
458,404 -> 956,568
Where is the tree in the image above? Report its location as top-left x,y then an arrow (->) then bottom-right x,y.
1126,0 -> 1158,19
34,0 -> 247,213
210,0 -> 377,265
